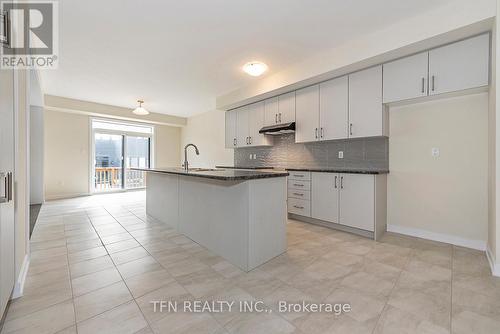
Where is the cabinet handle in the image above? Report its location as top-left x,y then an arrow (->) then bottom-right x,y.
0,172 -> 7,203
334,176 -> 338,189
315,128 -> 318,139
7,172 -> 12,201
349,123 -> 353,136
340,176 -> 344,189
320,127 -> 324,138
246,137 -> 249,145
293,183 -> 304,187
293,193 -> 303,196
431,75 -> 435,91
421,77 -> 425,93
293,205 -> 304,209
275,114 -> 278,123
233,138 -> 236,146
293,174 -> 304,177
279,113 -> 282,123
249,136 -> 252,145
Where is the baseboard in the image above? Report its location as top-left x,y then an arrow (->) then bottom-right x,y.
387,224 -> 486,251
486,245 -> 500,277
11,254 -> 30,299
45,192 -> 90,201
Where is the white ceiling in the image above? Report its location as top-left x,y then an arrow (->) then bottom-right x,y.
41,0 -> 455,117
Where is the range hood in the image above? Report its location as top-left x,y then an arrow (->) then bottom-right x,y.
259,122 -> 295,135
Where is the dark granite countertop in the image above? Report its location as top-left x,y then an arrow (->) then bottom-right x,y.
286,167 -> 389,175
215,166 -> 389,175
131,167 -> 289,181
215,165 -> 274,170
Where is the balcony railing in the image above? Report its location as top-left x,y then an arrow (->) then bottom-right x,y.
94,167 -> 146,191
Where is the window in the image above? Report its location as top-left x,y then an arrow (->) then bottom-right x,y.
92,119 -> 153,192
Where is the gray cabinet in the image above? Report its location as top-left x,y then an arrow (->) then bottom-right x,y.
295,85 -> 320,143
429,34 -> 489,96
225,111 -> 237,148
319,76 -> 349,140
311,172 -> 339,223
348,66 -> 385,138
383,52 -> 429,103
278,92 -> 296,124
338,174 -> 375,232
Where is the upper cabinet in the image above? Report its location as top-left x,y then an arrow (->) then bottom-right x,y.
278,92 -> 296,124
264,92 -> 296,126
383,52 -> 428,103
383,34 -> 490,103
227,103 -> 272,148
349,66 -> 386,138
295,85 -> 320,143
225,111 -> 237,148
319,76 -> 349,141
429,34 -> 489,96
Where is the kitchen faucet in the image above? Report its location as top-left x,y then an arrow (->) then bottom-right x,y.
183,143 -> 199,171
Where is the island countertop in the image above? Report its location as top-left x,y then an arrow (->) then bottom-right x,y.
216,166 -> 389,175
131,167 -> 289,181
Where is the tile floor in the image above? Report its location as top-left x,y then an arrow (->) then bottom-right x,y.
2,191 -> 500,334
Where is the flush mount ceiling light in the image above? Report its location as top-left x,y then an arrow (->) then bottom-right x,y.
132,99 -> 149,115
243,61 -> 268,77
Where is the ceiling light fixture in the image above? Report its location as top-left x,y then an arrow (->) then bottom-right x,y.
243,61 -> 268,77
132,99 -> 149,115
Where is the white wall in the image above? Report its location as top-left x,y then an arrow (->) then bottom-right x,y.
29,106 -> 44,204
388,93 -> 488,249
44,109 -> 181,200
180,109 -> 234,168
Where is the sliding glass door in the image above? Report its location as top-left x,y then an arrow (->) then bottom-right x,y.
92,120 -> 153,193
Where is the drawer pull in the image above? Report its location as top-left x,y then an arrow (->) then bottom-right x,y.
293,184 -> 304,187
292,174 -> 304,177
292,193 -> 303,196
293,205 -> 304,209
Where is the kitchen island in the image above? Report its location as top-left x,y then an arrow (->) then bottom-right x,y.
133,167 -> 289,271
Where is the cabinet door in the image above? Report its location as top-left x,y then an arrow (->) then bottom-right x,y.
295,85 -> 320,143
348,66 -> 383,138
264,97 -> 278,126
429,34 -> 489,96
225,111 -> 237,148
383,52 -> 429,103
319,76 -> 348,141
236,106 -> 249,147
311,172 -> 339,223
248,101 -> 271,146
339,174 -> 374,232
278,91 -> 295,124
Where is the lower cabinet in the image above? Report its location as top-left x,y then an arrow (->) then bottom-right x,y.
310,172 -> 386,233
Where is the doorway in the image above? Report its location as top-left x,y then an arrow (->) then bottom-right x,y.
92,120 -> 153,193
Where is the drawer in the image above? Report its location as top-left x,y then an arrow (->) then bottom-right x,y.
288,171 -> 311,181
288,198 -> 311,217
288,179 -> 311,191
288,189 -> 310,200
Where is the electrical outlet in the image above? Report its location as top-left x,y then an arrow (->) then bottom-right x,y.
249,154 -> 253,159
338,151 -> 344,159
431,147 -> 440,158
253,154 -> 257,159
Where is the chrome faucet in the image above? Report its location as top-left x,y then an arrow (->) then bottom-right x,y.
183,143 -> 199,171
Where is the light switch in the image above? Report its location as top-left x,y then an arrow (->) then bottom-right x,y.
431,147 -> 440,157
249,154 -> 252,159
253,154 -> 257,159
338,151 -> 344,159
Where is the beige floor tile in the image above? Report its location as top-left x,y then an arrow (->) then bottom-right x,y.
124,268 -> 174,298
69,255 -> 115,278
30,238 -> 67,252
5,280 -> 73,322
66,238 -> 103,254
326,286 -> 386,323
23,266 -> 70,291
55,325 -> 77,334
77,301 -> 148,334
224,312 -> 296,334
340,271 -> 395,299
151,311 -> 222,334
105,238 -> 140,254
67,246 -> 108,264
110,246 -> 150,265
2,300 -> 75,334
100,232 -> 134,245
176,268 -> 234,299
452,310 -> 500,334
135,280 -> 192,323
116,255 -> 162,279
74,281 -> 132,322
234,269 -> 283,299
71,267 -> 123,296
28,254 -> 68,275
374,305 -> 449,334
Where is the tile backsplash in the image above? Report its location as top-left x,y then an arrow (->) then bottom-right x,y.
234,134 -> 388,169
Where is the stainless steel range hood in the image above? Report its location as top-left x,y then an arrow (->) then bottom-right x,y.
258,122 -> 295,135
